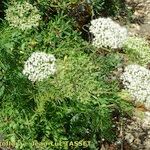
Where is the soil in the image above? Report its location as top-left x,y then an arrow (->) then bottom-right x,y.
126,0 -> 150,40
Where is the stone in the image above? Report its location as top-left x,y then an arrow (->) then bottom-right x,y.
124,110 -> 150,149
126,0 -> 150,40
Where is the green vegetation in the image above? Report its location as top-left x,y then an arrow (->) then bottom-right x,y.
123,36 -> 150,66
0,0 -> 134,150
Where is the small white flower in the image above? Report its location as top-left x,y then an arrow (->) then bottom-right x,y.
121,64 -> 150,109
5,2 -> 41,30
23,52 -> 56,82
123,37 -> 150,66
89,17 -> 128,49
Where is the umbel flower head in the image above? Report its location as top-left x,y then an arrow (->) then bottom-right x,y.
5,1 -> 41,30
89,17 -> 128,49
120,64 -> 150,109
123,36 -> 150,66
23,52 -> 56,82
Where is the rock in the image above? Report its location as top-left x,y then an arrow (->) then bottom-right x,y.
124,110 -> 150,149
126,0 -> 150,40
125,133 -> 134,143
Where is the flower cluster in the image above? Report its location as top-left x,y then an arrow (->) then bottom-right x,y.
23,52 -> 56,82
89,17 -> 128,49
5,2 -> 41,30
123,36 -> 150,66
120,64 -> 150,109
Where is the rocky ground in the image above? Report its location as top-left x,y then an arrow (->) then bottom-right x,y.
100,109 -> 150,150
126,0 -> 150,40
123,1 -> 150,149
124,110 -> 150,150
101,1 -> 150,149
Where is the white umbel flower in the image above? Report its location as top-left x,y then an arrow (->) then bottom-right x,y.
123,36 -> 150,66
121,64 -> 150,109
5,2 -> 41,30
89,17 -> 128,49
23,52 -> 56,82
